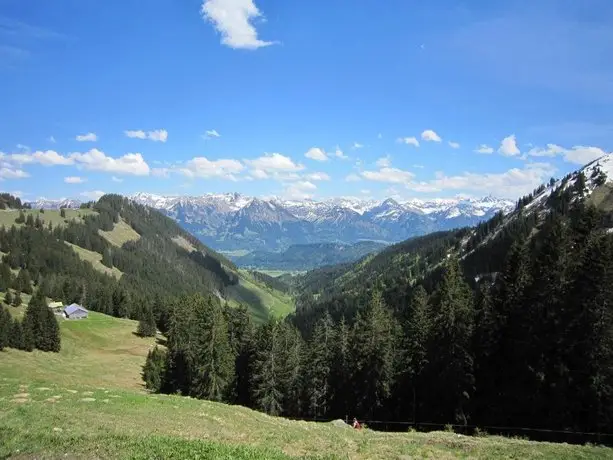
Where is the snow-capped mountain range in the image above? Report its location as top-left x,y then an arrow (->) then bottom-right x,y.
130,193 -> 515,251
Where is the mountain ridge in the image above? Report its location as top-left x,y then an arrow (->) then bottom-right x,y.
29,193 -> 514,252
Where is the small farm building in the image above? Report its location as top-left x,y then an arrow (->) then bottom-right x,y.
63,303 -> 88,320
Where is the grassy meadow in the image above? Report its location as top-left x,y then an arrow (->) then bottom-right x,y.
0,208 -> 96,229
2,309 -> 613,459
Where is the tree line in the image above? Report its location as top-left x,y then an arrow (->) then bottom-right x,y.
146,197 -> 613,439
0,290 -> 61,353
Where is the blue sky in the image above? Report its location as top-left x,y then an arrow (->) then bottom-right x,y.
1,0 -> 612,202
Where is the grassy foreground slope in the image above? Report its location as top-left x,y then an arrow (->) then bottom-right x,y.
1,311 -> 611,459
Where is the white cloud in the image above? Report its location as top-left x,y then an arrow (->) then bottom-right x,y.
397,137 -> 420,147
76,132 -> 97,142
111,176 -> 123,183
80,190 -> 105,201
16,144 -> 30,151
334,146 -> 348,159
475,144 -> 494,154
413,164 -> 425,169
245,153 -> 304,172
152,168 -> 171,178
448,141 -> 460,149
563,146 -> 610,164
421,129 -> 442,143
420,162 -> 556,198
284,180 -> 316,199
203,129 -> 221,139
352,142 -> 364,150
375,155 -> 391,168
526,144 -> 566,157
304,147 -> 328,162
48,136 -> 56,144
362,167 -> 415,184
250,169 -> 269,179
70,149 -> 150,176
345,173 -> 361,182
201,0 -> 275,50
306,172 -> 330,181
498,134 -> 521,156
377,133 -> 383,139
9,150 -> 73,166
125,129 -> 168,143
64,176 -> 86,184
0,167 -> 29,180
180,156 -> 244,180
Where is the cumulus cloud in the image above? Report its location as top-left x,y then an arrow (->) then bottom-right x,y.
362,167 -> 415,184
498,134 -> 521,156
304,147 -> 328,162
125,129 -> 168,143
525,143 -> 610,165
80,190 -> 105,200
76,132 -> 97,142
397,137 -> 420,147
245,153 -> 304,172
0,167 -> 29,180
180,157 -> 244,180
203,129 -> 221,139
48,136 -> 56,144
201,0 -> 275,50
475,144 -> 494,154
334,147 -> 348,159
345,173 -> 361,182
70,149 -> 150,176
111,176 -> 123,183
352,142 -> 364,150
285,180 -> 316,199
64,176 -> 86,184
375,155 -> 392,168
421,130 -> 442,142
448,141 -> 460,149
526,144 -> 566,157
9,150 -> 74,166
306,172 -> 330,181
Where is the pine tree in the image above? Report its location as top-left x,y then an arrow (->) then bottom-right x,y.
305,313 -> 334,418
102,248 -> 113,268
9,317 -> 24,350
425,256 -> 474,426
190,295 -> 234,402
4,290 -> 13,306
14,211 -> 25,224
14,269 -> 32,294
278,322 -> 304,417
330,316 -> 351,419
12,291 -> 22,307
25,213 -> 34,227
24,290 -> 60,352
251,319 -> 284,416
60,208 -> 66,218
137,307 -> 156,337
0,263 -> 13,292
0,306 -> 11,350
351,290 -> 397,419
143,346 -> 167,392
224,304 -> 254,406
22,316 -> 34,352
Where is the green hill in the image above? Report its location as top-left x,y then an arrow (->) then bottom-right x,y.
1,309 -> 609,460
0,194 -> 292,324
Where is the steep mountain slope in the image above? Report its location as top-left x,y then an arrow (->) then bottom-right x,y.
231,240 -> 387,271
294,154 -> 613,313
0,194 -> 290,323
31,194 -> 513,252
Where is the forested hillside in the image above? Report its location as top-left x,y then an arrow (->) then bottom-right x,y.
0,194 -> 289,332
231,241 -> 387,271
146,155 -> 613,441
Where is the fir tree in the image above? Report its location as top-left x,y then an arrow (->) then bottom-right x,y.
0,306 -> 10,350
330,316 -> 351,419
137,307 -> 157,337
9,317 -> 24,350
143,346 -> 167,392
251,319 -> 284,416
4,290 -> 13,306
14,269 -> 32,294
12,291 -> 22,307
305,313 -> 334,418
0,263 -> 13,292
25,213 -> 34,227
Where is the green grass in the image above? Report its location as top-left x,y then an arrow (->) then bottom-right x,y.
220,249 -> 252,257
0,208 -> 96,229
171,235 -> 197,253
256,269 -> 305,277
1,311 -> 611,459
227,270 -> 294,323
65,242 -> 123,280
98,219 -> 141,247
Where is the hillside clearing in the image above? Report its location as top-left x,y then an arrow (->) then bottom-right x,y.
0,208 -> 96,229
1,310 -> 610,459
65,242 -> 123,280
227,271 -> 294,323
98,219 -> 141,247
171,235 -> 196,252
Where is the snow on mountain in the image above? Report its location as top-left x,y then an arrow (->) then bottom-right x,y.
27,198 -> 82,209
